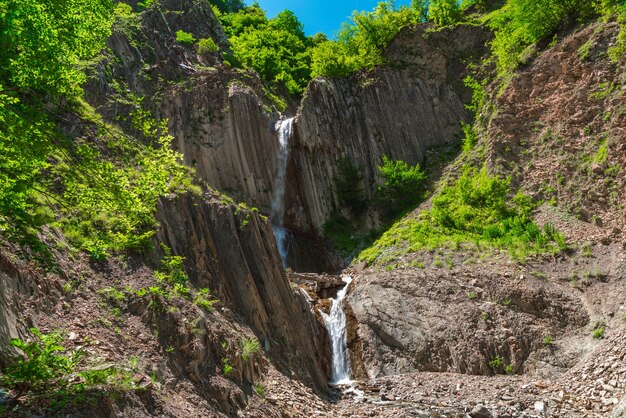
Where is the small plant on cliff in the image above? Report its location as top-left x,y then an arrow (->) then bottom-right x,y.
254,383 -> 265,397
222,358 -> 234,376
240,338 -> 261,362
194,288 -> 219,312
198,37 -> 219,54
428,0 -> 462,26
154,247 -> 189,288
175,30 -> 196,44
592,322 -> 606,339
542,335 -> 555,345
488,356 -> 504,370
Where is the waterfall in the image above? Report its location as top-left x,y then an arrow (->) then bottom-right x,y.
271,117 -> 295,266
322,275 -> 353,385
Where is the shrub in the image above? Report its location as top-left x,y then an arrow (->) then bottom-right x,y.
114,2 -> 134,18
462,122 -> 478,152
194,288 -> 219,311
254,383 -> 265,397
0,329 -> 133,405
376,156 -> 427,215
593,323 -> 606,339
198,37 -> 219,54
222,358 -> 234,376
176,30 -> 196,44
219,6 -> 312,94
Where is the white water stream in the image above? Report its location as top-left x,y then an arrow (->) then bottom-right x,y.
271,117 -> 295,266
321,275 -> 353,385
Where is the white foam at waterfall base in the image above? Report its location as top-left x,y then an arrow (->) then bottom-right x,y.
270,117 -> 294,266
322,274 -> 353,385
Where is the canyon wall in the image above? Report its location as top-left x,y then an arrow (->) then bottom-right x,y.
155,194 -> 331,392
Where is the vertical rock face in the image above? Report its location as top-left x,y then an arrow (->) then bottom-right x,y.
289,24 -> 491,232
291,71 -> 467,231
155,194 -> 330,392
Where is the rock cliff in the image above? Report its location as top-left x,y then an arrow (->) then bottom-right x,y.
86,3 -> 490,270
155,193 -> 331,392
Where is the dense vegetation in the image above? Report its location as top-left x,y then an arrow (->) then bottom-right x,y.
359,166 -> 567,264
216,0 -> 486,92
488,0 -> 626,75
0,0 -> 194,257
214,4 -> 316,94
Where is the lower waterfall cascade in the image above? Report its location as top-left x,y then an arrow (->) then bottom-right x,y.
322,275 -> 353,385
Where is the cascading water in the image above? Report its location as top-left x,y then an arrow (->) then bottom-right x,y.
271,117 -> 295,266
322,275 -> 353,385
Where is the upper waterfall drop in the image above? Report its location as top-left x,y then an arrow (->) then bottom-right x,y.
271,117 -> 295,266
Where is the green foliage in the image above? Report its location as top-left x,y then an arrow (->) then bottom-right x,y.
222,358 -> 234,376
0,0 -> 111,239
311,2 -> 422,78
488,355 -> 504,369
0,0 -> 193,257
175,30 -> 196,44
208,0 -> 244,13
50,101 -> 192,257
194,288 -> 219,311
198,37 -> 219,54
154,247 -> 192,298
376,156 -> 427,214
359,165 -> 566,264
462,123 -> 478,152
593,140 -> 608,164
98,286 -> 126,304
542,335 -> 555,345
240,337 -> 261,362
0,0 -> 112,96
463,75 -> 487,114
428,0 -> 462,26
113,2 -> 134,18
609,5 -> 626,61
488,0 -> 613,75
593,323 -> 606,339
219,6 -> 312,94
0,329 -> 135,405
254,383 -> 265,397
1,329 -> 82,394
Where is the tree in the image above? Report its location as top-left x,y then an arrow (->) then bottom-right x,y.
411,0 -> 431,21
0,0 -> 112,234
219,6 -> 313,94
428,0 -> 462,26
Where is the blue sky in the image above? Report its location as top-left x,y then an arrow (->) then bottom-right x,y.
247,0 -> 413,38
